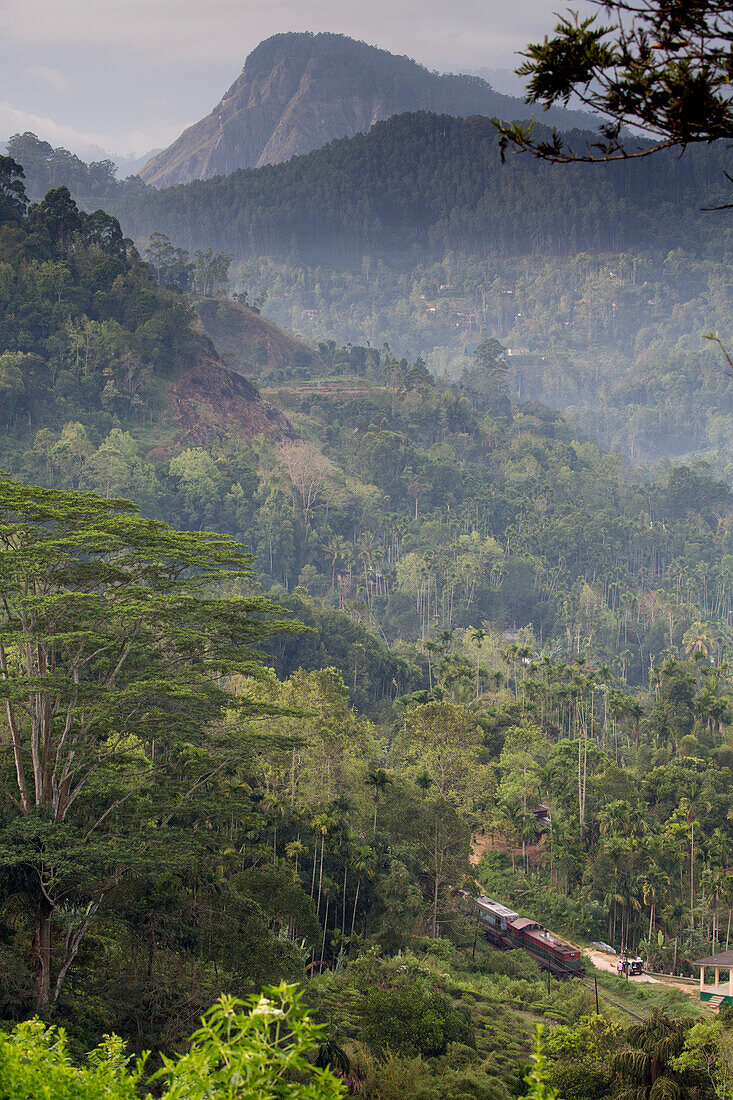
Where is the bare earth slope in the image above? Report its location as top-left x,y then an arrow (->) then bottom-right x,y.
168,349 -> 293,447
140,32 -> 593,187
152,324 -> 293,454
194,298 -> 320,380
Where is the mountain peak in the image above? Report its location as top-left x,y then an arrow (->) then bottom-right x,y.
139,32 -> 592,188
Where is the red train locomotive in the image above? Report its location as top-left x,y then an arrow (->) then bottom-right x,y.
475,896 -> 585,979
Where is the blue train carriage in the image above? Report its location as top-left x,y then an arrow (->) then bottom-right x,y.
474,896 -> 519,947
509,917 -> 586,979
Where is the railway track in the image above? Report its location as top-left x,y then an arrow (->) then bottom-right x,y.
582,977 -> 648,1021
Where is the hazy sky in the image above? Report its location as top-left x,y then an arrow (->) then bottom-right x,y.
0,0 -> 595,161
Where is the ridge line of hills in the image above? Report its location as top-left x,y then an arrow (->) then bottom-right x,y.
138,31 -> 594,187
111,112 -> 730,265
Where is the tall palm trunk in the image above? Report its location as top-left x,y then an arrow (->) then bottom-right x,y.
350,879 -> 361,938
342,867 -> 347,935
320,897 -> 329,965
690,820 -> 695,930
316,835 -> 325,917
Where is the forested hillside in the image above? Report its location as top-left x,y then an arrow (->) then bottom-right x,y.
195,296 -> 321,380
2,153 -> 732,695
248,247 -> 733,463
4,131 -> 141,203
0,158 -> 289,459
138,32 -> 593,187
89,113 -> 733,466
4,113 -> 733,1100
9,122 -> 731,466
111,113 -> 730,263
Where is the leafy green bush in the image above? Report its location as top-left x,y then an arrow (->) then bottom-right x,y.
358,983 -> 473,1057
0,984 -> 344,1099
543,1016 -> 618,1100
350,1047 -> 511,1100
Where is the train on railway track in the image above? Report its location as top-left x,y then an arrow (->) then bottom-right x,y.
474,895 -> 586,979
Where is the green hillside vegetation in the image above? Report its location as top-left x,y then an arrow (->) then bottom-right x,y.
5,164 -> 733,1098
195,296 -> 320,380
248,247 -> 733,463
0,156 -> 289,464
4,131 -> 139,203
10,123 -> 733,465
2,161 -> 733,690
109,113 -> 730,263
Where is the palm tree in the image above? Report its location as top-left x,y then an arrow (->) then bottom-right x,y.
423,639 -> 441,690
471,627 -> 487,699
683,621 -> 716,661
416,771 -> 432,799
311,812 -> 334,919
365,767 -> 392,835
502,643 -> 520,700
597,663 -> 615,742
326,534 -> 348,590
497,799 -> 524,874
349,844 -> 376,939
612,1009 -> 694,1099
318,876 -> 338,968
681,794 -> 711,931
285,838 -> 307,879
263,792 -> 286,862
639,864 -> 670,948
520,814 -> 540,874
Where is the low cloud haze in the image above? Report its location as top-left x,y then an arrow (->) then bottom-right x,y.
1,0 -> 596,161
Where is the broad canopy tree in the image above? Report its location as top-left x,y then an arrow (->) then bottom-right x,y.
0,476 -> 294,1009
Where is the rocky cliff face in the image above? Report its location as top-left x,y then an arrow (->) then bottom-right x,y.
139,32 -> 593,187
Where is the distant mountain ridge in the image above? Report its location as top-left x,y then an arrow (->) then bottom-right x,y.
139,31 -> 593,187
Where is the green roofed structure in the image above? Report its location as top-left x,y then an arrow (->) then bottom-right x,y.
693,952 -> 733,1008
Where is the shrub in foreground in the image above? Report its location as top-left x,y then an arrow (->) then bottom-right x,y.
0,983 -> 345,1099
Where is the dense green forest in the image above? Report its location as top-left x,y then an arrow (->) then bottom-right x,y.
110,113 -> 731,263
237,249 -> 733,464
9,127 -> 732,467
4,143 -> 733,1098
9,117 -> 731,263
3,132 -> 134,204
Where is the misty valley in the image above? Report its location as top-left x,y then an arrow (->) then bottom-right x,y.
1,13 -> 733,1100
